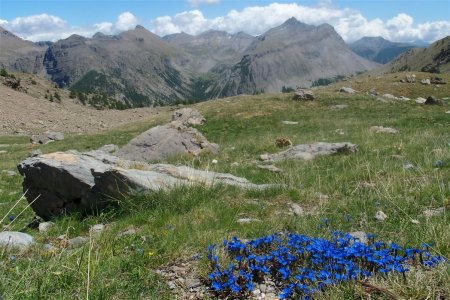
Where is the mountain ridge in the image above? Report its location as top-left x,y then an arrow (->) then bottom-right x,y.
1,19 -> 380,106
349,36 -> 424,64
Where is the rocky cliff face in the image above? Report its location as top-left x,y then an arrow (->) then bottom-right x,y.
213,18 -> 377,96
0,26 -> 47,73
164,30 -> 255,73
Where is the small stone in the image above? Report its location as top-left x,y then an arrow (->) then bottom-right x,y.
375,210 -> 388,221
97,144 -> 119,154
167,281 -> 177,290
446,111 -> 450,114
331,104 -> 348,109
237,218 -> 260,224
260,153 -> 270,161
398,96 -> 410,101
382,93 -> 397,100
415,97 -> 427,104
252,289 -> 262,296
289,203 -> 304,216
257,165 -> 282,173
0,150 -> 7,154
403,162 -> 416,170
38,222 -> 54,233
211,159 -> 218,164
349,231 -> 369,244
423,207 -> 445,218
259,284 -> 267,293
265,292 -> 278,300
425,96 -> 444,105
117,228 -> 136,237
231,162 -> 240,167
411,219 -> 420,225
421,78 -> 431,85
30,149 -> 42,157
282,121 -> 298,125
3,170 -> 16,177
186,278 -> 202,289
90,224 -> 105,236
67,236 -> 89,249
368,88 -> 378,96
172,108 -> 206,126
57,234 -> 66,240
335,129 -> 345,135
315,193 -> 330,201
0,231 -> 34,250
293,89 -> 314,100
43,243 -> 57,251
339,87 -> 356,94
370,126 -> 398,134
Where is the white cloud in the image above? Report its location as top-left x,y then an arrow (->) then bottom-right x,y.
149,3 -> 450,43
1,12 -> 139,42
115,12 -> 138,31
2,3 -> 449,44
187,0 -> 220,7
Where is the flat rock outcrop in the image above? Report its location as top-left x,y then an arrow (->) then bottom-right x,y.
261,142 -> 357,162
116,122 -> 219,162
18,150 -> 271,219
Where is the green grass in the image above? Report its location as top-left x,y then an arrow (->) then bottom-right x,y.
1,80 -> 450,299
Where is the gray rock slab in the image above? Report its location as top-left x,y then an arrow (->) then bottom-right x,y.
116,122 -> 219,162
31,131 -> 64,144
18,150 -> 273,219
0,231 -> 34,250
18,151 -> 112,220
261,142 -> 357,162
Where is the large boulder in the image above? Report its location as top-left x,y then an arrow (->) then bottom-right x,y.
17,151 -> 114,219
18,150 -> 272,219
172,108 -> 206,126
261,142 -> 357,162
116,122 -> 219,162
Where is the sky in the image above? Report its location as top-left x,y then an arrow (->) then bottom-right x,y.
0,0 -> 449,43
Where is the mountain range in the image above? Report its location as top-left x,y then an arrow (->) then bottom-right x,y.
349,36 -> 424,64
1,18 -> 445,107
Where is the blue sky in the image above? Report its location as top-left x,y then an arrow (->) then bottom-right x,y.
1,0 -> 449,42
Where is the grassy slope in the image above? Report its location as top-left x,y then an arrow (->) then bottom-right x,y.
0,74 -> 449,299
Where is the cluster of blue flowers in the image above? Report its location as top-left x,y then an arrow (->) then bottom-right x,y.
207,232 -> 445,299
